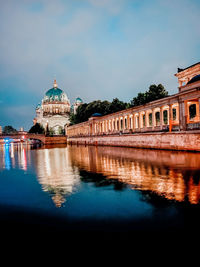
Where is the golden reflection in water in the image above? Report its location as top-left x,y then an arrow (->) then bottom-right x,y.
68,145 -> 200,204
35,147 -> 80,207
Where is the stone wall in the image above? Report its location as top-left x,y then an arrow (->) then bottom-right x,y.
67,131 -> 200,151
44,136 -> 67,144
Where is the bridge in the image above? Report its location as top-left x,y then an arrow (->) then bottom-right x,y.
0,133 -> 67,145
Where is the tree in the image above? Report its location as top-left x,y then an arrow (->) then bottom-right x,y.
3,125 -> 17,134
29,123 -> 44,134
69,98 -> 129,125
108,98 -> 129,113
131,84 -> 168,107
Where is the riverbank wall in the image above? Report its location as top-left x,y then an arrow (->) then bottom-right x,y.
43,136 -> 67,145
67,131 -> 200,152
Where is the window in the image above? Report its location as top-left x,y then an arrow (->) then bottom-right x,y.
124,118 -> 127,129
155,112 -> 160,126
189,104 -> 196,120
149,113 -> 152,126
120,119 -> 123,130
143,114 -> 146,127
172,108 -> 176,121
163,110 -> 168,125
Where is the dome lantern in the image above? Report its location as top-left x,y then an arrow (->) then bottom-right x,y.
53,79 -> 58,88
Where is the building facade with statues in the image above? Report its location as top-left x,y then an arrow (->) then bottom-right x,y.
33,80 -> 83,135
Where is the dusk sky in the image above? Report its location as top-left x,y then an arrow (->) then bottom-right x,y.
0,0 -> 200,130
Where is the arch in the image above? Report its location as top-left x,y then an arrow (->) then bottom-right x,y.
120,117 -> 123,130
124,116 -> 127,129
134,113 -> 139,129
163,110 -> 168,125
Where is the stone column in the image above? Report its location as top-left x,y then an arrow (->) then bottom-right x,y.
152,109 -> 155,129
169,104 -> 172,132
145,111 -> 148,130
160,107 -> 163,131
178,100 -> 186,131
127,115 -> 130,130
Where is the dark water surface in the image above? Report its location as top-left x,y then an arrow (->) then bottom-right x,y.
1,143 -> 200,247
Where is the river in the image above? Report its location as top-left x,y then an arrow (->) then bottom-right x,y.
1,143 -> 200,245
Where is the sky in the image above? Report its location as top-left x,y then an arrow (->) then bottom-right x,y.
0,0 -> 200,130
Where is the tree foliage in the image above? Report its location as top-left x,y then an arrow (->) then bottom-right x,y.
69,84 -> 168,125
70,98 -> 129,125
131,84 -> 168,107
29,123 -> 44,134
3,125 -> 17,134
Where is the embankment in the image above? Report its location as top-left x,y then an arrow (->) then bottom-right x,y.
67,131 -> 200,152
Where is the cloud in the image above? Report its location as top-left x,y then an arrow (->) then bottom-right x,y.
87,0 -> 126,14
0,0 -> 199,128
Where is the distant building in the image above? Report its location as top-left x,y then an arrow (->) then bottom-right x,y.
73,97 -> 83,114
0,126 -> 2,135
33,80 -> 83,135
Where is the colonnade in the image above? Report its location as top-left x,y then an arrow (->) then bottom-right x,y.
93,103 -> 179,135
67,96 -> 200,137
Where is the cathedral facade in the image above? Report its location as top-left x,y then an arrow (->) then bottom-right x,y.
33,80 -> 82,135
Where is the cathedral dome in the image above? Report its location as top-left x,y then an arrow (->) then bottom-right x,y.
75,97 -> 83,104
43,80 -> 69,103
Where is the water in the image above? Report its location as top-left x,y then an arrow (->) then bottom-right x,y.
1,143 -> 200,243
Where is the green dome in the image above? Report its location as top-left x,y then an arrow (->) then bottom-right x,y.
36,103 -> 41,109
75,97 -> 83,103
45,88 -> 63,101
43,80 -> 69,103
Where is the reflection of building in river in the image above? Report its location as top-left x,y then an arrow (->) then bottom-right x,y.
0,143 -> 29,171
68,145 -> 200,204
35,147 -> 80,207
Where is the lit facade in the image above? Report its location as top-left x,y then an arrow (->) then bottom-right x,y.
66,62 -> 200,137
34,80 -> 83,135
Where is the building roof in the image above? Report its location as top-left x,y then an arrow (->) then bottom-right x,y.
75,97 -> 83,103
187,74 -> 200,84
91,113 -> 102,117
177,62 -> 200,73
43,80 -> 69,103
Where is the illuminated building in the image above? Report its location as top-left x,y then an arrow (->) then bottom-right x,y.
33,80 -> 83,135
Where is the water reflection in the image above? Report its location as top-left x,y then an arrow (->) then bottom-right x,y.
1,143 -> 200,206
68,145 -> 200,204
35,147 -> 80,207
0,143 -> 30,171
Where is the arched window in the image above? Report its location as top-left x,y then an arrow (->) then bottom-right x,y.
135,116 -> 139,128
155,111 -> 160,126
149,113 -> 152,126
124,118 -> 127,129
143,114 -> 145,127
120,119 -> 123,130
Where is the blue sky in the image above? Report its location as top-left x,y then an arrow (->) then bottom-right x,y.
0,0 -> 200,130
